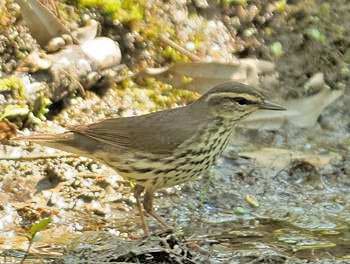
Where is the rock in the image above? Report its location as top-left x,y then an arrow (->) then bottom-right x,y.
193,0 -> 209,9
81,37 -> 122,70
46,36 -> 66,53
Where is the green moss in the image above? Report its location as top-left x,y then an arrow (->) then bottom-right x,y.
0,104 -> 29,121
221,0 -> 248,6
144,78 -> 198,110
270,41 -> 284,57
161,46 -> 189,63
116,77 -> 198,111
275,0 -> 287,13
33,96 -> 52,121
0,78 -> 54,122
305,27 -> 326,44
78,0 -> 144,23
192,34 -> 203,50
0,76 -> 25,99
119,79 -> 137,90
140,21 -> 174,42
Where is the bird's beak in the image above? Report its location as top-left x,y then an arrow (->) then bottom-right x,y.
259,100 -> 286,110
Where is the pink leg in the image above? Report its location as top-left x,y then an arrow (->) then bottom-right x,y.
133,185 -> 149,236
143,190 -> 172,230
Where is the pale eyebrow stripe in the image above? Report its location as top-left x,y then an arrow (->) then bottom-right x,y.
205,92 -> 258,102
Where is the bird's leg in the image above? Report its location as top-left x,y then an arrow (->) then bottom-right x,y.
143,190 -> 172,231
133,185 -> 149,236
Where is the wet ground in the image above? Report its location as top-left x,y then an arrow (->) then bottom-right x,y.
0,0 -> 350,263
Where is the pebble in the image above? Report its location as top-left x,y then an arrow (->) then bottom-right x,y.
193,0 -> 209,9
185,42 -> 196,51
46,37 -> 66,53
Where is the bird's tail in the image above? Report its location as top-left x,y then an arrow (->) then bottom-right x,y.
12,131 -> 97,158
13,132 -> 73,142
12,131 -> 79,153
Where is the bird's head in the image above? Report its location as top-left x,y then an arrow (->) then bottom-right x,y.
198,81 -> 285,120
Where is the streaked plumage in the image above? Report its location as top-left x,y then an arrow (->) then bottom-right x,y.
14,81 -> 285,235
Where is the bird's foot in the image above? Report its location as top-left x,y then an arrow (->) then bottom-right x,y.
146,210 -> 173,231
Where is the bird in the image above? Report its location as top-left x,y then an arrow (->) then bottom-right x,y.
14,81 -> 285,235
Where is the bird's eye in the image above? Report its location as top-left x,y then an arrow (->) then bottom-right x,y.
232,97 -> 252,105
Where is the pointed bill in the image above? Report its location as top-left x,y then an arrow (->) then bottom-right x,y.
260,100 -> 286,110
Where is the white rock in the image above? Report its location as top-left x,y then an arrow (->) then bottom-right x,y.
81,37 -> 121,70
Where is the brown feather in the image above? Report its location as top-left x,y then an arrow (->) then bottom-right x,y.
70,102 -> 212,154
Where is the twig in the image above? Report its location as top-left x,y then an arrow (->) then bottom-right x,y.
61,69 -> 86,97
112,64 -> 140,83
114,71 -> 139,83
0,153 -> 76,161
20,237 -> 34,264
159,35 -> 201,62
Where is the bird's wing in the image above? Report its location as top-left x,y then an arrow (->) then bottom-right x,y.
71,119 -> 132,149
71,107 -> 202,155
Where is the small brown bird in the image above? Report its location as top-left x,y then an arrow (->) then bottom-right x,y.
14,81 -> 285,235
